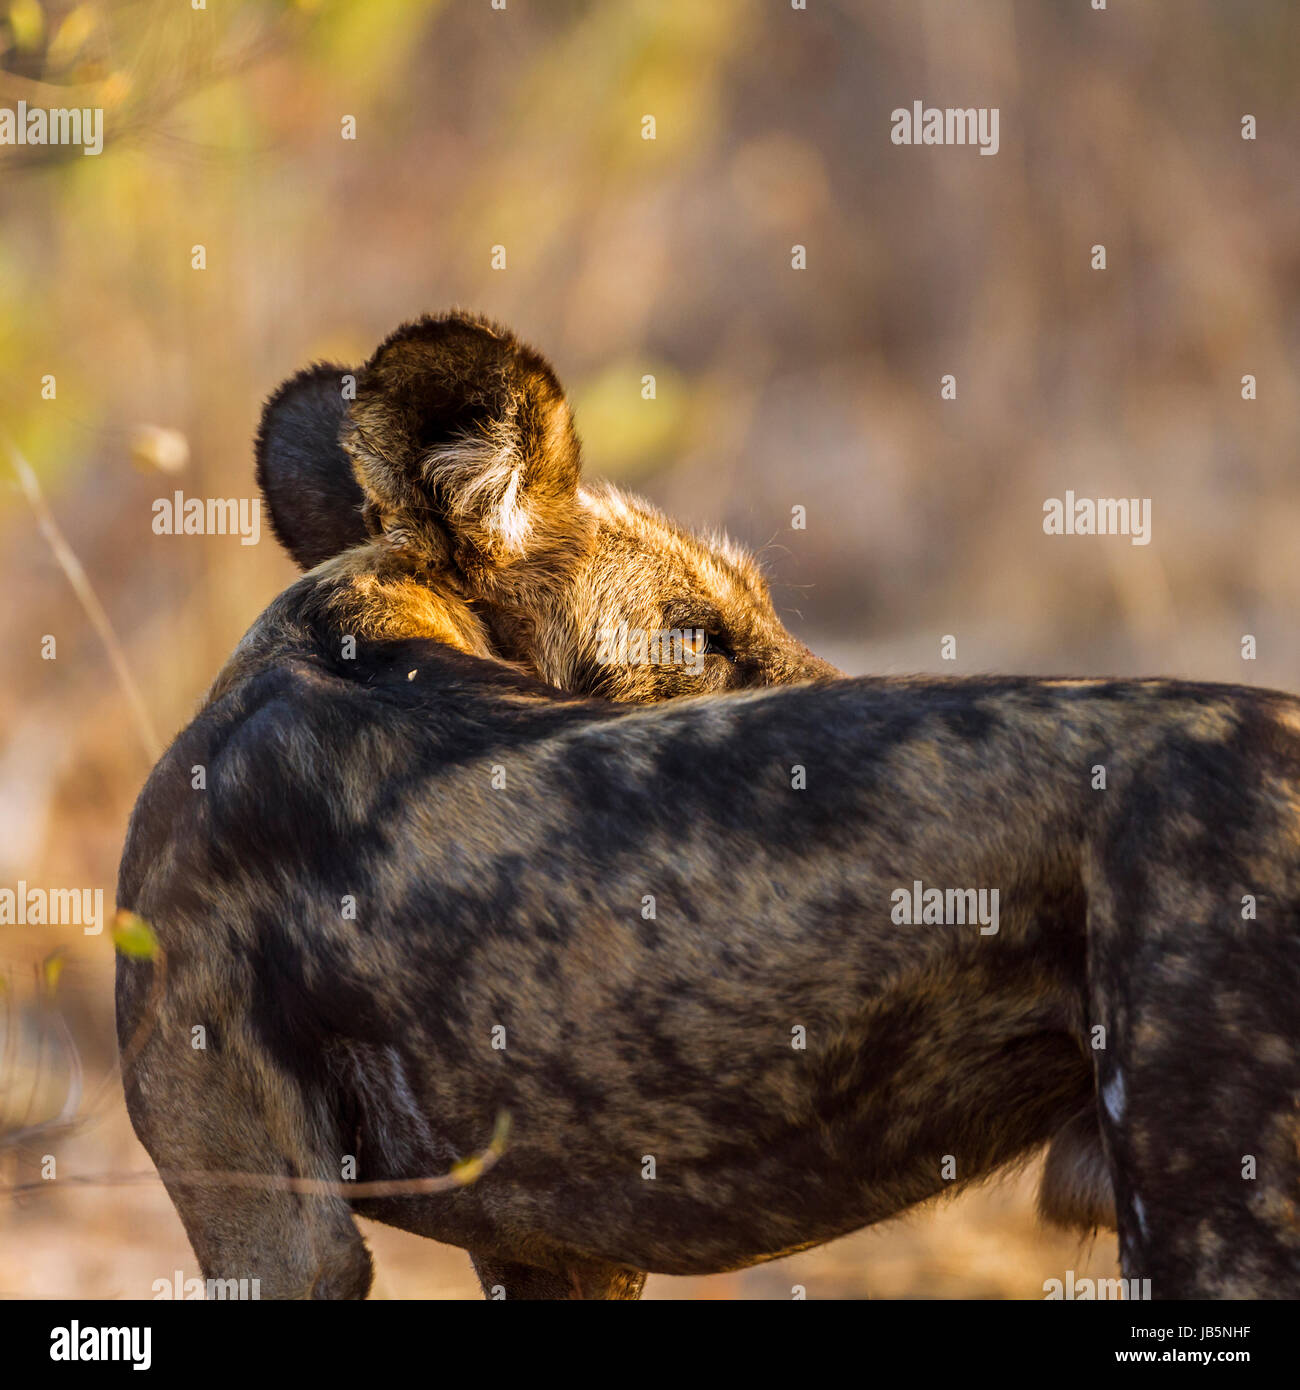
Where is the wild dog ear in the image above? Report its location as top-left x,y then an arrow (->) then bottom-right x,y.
255,363 -> 369,570
341,313 -> 589,587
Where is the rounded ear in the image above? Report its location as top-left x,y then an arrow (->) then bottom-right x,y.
255,363 -> 368,570
341,313 -> 589,583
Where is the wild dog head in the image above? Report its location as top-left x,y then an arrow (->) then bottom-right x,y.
255,312 -> 837,700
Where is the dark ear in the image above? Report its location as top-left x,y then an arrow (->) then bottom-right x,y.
255,363 -> 369,570
341,313 -> 588,582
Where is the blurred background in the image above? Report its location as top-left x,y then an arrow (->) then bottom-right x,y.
1,0 -> 1297,1298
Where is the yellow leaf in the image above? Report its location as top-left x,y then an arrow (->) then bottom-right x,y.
8,0 -> 44,53
451,1155 -> 483,1186
112,910 -> 158,960
451,1112 -> 511,1186
42,947 -> 66,996
488,1110 -> 512,1153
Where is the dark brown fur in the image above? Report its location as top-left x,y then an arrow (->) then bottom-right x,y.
117,317 -> 1300,1300
118,656 -> 1300,1299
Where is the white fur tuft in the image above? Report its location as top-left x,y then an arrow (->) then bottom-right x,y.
425,420 -> 533,554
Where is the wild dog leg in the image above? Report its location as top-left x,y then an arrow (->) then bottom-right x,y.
117,961 -> 372,1299
131,1084 -> 374,1299
1087,760 -> 1300,1297
1039,1103 -> 1117,1231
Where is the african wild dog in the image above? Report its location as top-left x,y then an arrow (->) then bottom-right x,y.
117,316 -> 1300,1300
260,314 -> 1122,1248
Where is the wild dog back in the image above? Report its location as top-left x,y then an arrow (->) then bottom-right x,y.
118,648 -> 1300,1297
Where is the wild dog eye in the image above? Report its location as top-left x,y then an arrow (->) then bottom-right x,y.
662,603 -> 733,661
680,629 -> 709,659
694,629 -> 734,661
